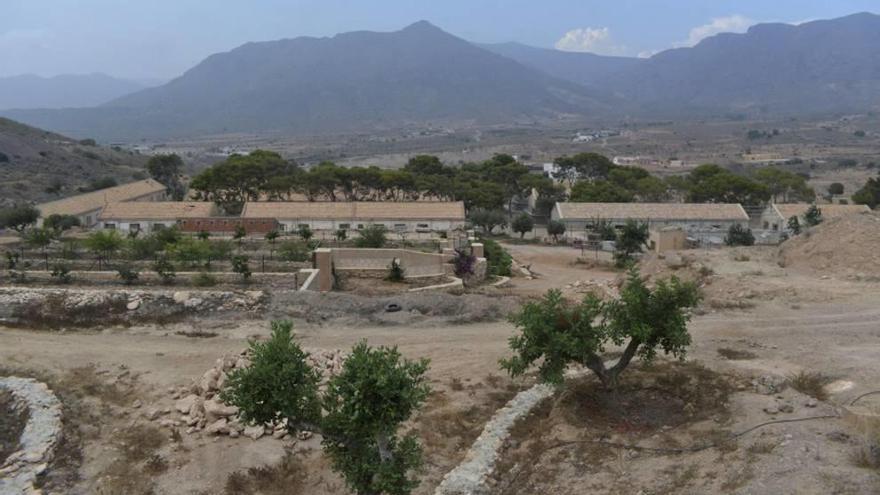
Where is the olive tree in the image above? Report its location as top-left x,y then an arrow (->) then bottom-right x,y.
501,268 -> 700,390
223,321 -> 430,495
511,213 -> 534,239
613,220 -> 649,268
547,220 -> 566,243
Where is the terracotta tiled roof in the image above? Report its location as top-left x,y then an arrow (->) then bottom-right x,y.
771,203 -> 871,220
556,202 -> 749,221
241,201 -> 466,220
98,202 -> 217,221
37,179 -> 166,218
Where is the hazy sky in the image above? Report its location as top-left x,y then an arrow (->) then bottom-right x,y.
1,0 -> 877,80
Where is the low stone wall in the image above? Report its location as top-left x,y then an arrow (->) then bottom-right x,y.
0,377 -> 63,495
331,248 -> 449,277
2,270 -> 303,289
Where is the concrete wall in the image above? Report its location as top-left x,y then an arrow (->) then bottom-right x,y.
99,219 -> 177,234
331,248 -> 449,278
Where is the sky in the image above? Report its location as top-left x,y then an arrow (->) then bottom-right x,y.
1,0 -> 878,81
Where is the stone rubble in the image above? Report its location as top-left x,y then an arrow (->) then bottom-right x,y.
146,348 -> 346,439
0,377 -> 64,495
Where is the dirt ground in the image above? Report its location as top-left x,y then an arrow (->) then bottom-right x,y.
1,237 -> 880,493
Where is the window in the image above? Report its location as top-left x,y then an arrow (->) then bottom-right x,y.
357,224 -> 364,229
153,223 -> 166,231
104,223 -> 116,230
417,223 -> 429,229
394,224 -> 407,232
298,224 -> 309,229
130,223 -> 141,232
339,223 -> 350,230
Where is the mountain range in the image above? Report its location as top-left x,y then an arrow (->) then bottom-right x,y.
3,12 -> 880,140
0,73 -> 151,111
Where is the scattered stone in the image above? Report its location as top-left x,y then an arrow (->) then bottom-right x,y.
206,419 -> 229,435
143,407 -> 162,420
244,425 -> 265,440
126,300 -> 140,310
805,398 -> 818,408
763,405 -> 780,415
175,394 -> 200,414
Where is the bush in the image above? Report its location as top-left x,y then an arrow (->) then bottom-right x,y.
153,226 -> 182,246
43,214 -> 81,232
117,264 -> 140,285
231,255 -> 251,282
724,224 -> 755,246
84,230 -> 124,269
787,216 -> 802,235
828,182 -> 845,195
468,208 -> 508,234
355,224 -> 387,248
501,268 -> 700,390
192,272 -> 218,287
50,264 -> 72,284
126,235 -> 164,260
0,204 -> 40,233
222,321 -> 430,495
279,241 -> 309,262
153,256 -> 176,285
296,225 -> 313,241
386,258 -> 405,282
804,205 -> 823,226
482,238 -> 512,276
453,249 -> 476,278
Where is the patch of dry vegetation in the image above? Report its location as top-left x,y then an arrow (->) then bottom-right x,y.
787,371 -> 831,401
717,347 -> 758,360
224,451 -> 307,495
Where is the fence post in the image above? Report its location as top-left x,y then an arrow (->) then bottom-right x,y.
261,255 -> 265,273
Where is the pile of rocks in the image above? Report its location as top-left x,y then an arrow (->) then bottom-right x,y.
563,279 -> 619,299
0,377 -> 63,495
145,348 -> 346,440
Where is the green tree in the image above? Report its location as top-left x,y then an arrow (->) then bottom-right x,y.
511,213 -> 534,239
356,225 -> 387,249
191,150 -> 297,214
804,205 -> 823,227
0,204 -> 40,233
613,221 -> 648,268
467,209 -> 508,234
169,238 -> 211,268
146,153 -> 187,200
197,230 -> 211,241
852,176 -> 880,209
554,153 -> 614,183
24,227 -> 56,257
43,214 -> 81,232
222,321 -> 430,495
547,220 -> 566,243
265,229 -> 279,245
116,263 -> 140,285
501,268 -> 700,390
828,182 -> 845,196
335,229 -> 348,243
724,224 -> 755,246
685,164 -> 770,206
84,230 -> 123,269
570,180 -> 634,203
50,263 -> 72,284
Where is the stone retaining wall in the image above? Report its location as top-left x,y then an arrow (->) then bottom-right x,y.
0,377 -> 63,495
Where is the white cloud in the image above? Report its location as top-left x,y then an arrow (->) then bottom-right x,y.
554,27 -> 626,55
676,15 -> 755,47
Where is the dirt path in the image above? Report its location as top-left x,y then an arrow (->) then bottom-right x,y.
502,242 -> 617,294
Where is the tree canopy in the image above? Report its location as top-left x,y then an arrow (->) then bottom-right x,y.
146,153 -> 188,201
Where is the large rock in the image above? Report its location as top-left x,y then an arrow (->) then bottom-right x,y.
199,369 -> 222,394
204,398 -> 238,421
172,291 -> 191,304
175,394 -> 200,414
205,418 -> 229,435
243,425 -> 265,440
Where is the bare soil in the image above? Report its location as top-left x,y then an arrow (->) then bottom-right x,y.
1,218 -> 880,493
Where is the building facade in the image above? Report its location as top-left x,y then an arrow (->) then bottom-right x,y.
760,203 -> 871,232
98,202 -> 217,233
241,201 -> 466,233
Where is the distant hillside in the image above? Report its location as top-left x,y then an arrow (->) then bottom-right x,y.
0,73 -> 147,110
610,12 -> 880,116
0,118 -> 147,205
479,42 -> 641,88
3,21 -> 617,140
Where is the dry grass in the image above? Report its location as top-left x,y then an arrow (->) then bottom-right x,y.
852,426 -> 880,471
787,371 -> 831,401
224,451 -> 306,495
717,347 -> 758,360
175,330 -> 219,338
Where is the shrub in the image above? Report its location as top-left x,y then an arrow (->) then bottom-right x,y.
482,238 -> 512,276
296,225 -> 313,241
265,229 -> 280,244
231,255 -> 251,282
50,264 -> 72,284
4,251 -> 19,269
43,214 -> 81,232
724,224 -> 755,246
386,258 -> 405,282
828,182 -> 845,195
279,241 -> 309,262
222,321 -> 430,495
117,264 -> 140,285
153,256 -> 176,285
335,229 -> 347,242
0,204 -> 40,233
196,230 -> 211,241
804,205 -> 823,227
191,272 -> 218,287
125,235 -> 163,260
468,208 -> 508,234
84,230 -> 124,269
501,268 -> 700,390
153,226 -> 182,246
355,224 -> 387,248
787,216 -> 802,235
453,249 -> 476,278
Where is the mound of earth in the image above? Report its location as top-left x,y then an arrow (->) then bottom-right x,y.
779,212 -> 880,278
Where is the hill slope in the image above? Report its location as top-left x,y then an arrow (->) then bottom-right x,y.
0,118 -> 147,205
0,73 -> 146,110
611,12 -> 880,116
3,22 -> 616,140
479,42 -> 641,88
